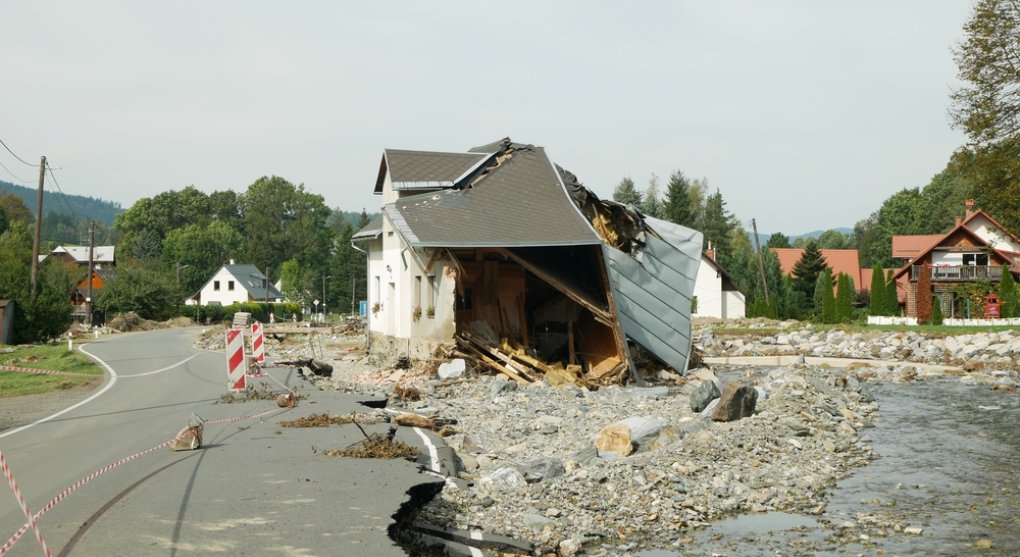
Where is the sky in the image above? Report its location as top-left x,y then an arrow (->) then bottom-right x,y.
1,1 -> 975,235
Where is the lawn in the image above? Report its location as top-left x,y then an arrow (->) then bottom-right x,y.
0,344 -> 104,398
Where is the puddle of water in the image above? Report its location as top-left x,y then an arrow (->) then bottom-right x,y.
704,511 -> 818,536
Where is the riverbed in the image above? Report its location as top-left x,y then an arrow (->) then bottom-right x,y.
644,378 -> 1020,556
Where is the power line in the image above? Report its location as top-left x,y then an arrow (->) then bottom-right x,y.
0,137 -> 36,167
45,162 -> 79,222
0,158 -> 32,184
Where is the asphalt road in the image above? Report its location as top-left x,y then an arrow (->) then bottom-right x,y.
0,327 -> 444,557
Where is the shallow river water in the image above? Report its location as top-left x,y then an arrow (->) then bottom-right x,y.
641,378 -> 1020,557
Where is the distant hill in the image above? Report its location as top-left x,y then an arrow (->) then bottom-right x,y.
0,180 -> 122,225
752,227 -> 853,247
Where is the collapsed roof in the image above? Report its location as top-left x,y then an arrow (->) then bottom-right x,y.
372,138 -> 703,377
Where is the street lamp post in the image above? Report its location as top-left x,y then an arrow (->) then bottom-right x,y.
322,275 -> 331,322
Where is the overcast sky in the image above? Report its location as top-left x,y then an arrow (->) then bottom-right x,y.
1,1 -> 973,235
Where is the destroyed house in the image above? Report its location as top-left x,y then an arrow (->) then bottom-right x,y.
356,139 -> 703,385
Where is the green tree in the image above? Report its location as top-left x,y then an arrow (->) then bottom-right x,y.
640,174 -> 663,218
688,178 -> 707,231
885,270 -> 901,316
702,188 -> 736,261
239,176 -> 332,276
869,263 -> 887,316
998,267 -> 1018,318
765,232 -> 791,249
663,170 -> 693,227
279,259 -> 308,305
94,262 -> 178,321
0,192 -> 32,225
816,267 -> 835,322
612,177 -> 642,206
161,221 -> 244,295
0,203 -> 7,235
0,222 -> 73,342
114,186 -> 214,260
931,294 -> 945,325
835,273 -> 853,323
950,0 -> 1020,232
951,0 -> 1020,147
792,239 -> 828,303
816,229 -> 854,249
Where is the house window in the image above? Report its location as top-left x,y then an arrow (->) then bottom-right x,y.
427,276 -> 436,314
414,276 -> 422,308
228,280 -> 235,291
962,253 -> 988,266
214,280 -> 221,291
374,276 -> 380,304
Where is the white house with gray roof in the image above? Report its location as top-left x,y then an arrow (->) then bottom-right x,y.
187,262 -> 284,306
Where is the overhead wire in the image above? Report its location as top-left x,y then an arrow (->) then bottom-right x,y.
0,159 -> 33,185
0,137 -> 36,167
45,162 -> 80,222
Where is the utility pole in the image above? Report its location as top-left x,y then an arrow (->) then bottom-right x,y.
86,221 -> 95,327
351,276 -> 356,316
322,275 -> 331,322
30,156 -> 46,297
752,218 -> 770,303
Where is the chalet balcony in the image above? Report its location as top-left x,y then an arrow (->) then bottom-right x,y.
911,265 -> 1003,282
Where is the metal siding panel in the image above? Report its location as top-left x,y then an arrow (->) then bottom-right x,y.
604,221 -> 703,373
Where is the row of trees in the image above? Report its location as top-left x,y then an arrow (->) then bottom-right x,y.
108,177 -> 370,321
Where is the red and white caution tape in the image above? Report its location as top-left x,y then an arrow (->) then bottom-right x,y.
0,365 -> 94,377
1,405 -> 292,555
0,450 -> 50,557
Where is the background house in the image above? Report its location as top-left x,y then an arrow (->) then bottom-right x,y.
771,247 -> 868,294
693,252 -> 745,319
188,262 -> 284,306
42,245 -> 116,269
892,200 -> 1020,318
71,268 -> 114,321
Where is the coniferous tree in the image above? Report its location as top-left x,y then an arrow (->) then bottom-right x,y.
793,239 -> 828,302
932,294 -> 945,324
998,267 -> 1017,318
869,263 -> 887,316
816,267 -> 835,323
663,170 -> 693,227
641,174 -> 663,218
885,270 -> 900,316
835,273 -> 853,323
612,177 -> 643,206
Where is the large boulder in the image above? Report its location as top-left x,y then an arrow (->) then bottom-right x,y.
690,379 -> 721,412
711,382 -> 758,422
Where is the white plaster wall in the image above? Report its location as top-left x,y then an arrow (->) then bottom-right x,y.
723,290 -> 746,319
199,268 -> 249,306
970,215 -> 1020,253
693,257 -> 724,318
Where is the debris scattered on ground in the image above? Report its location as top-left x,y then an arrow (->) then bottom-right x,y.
325,431 -> 420,460
279,412 -> 386,428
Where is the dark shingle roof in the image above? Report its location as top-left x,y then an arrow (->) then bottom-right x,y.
352,215 -> 383,241
223,264 -> 285,299
374,150 -> 492,193
385,144 -> 600,248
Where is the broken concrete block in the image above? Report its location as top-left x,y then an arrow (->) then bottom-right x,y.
437,358 -> 466,379
170,415 -> 205,451
276,392 -> 295,408
517,457 -> 565,482
479,467 -> 527,491
394,413 -> 434,429
308,359 -> 333,377
711,382 -> 758,422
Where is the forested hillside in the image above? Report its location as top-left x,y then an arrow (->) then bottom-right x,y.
0,180 -> 122,225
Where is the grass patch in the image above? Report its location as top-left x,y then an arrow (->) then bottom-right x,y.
0,344 -> 104,398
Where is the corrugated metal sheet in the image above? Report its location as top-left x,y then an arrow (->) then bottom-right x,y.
604,216 -> 703,373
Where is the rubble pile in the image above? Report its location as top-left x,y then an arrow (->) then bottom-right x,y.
409,365 -> 877,555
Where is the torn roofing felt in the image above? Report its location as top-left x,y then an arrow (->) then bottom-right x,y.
384,142 -> 602,248
562,170 -> 704,373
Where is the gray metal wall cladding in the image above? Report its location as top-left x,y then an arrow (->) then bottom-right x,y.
604,216 -> 703,373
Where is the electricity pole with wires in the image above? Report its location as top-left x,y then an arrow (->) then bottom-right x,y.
29,156 -> 46,298
86,221 -> 95,327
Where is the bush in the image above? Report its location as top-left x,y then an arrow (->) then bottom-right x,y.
931,296 -> 944,325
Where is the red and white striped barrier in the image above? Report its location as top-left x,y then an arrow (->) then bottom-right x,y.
0,450 -> 50,557
251,322 -> 265,364
225,329 -> 246,392
0,365 -> 94,377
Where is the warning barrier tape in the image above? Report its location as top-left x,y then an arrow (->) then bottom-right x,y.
1,405 -> 293,555
0,450 -> 50,557
0,365 -> 95,377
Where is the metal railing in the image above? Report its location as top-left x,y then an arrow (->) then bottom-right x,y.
911,265 -> 1004,281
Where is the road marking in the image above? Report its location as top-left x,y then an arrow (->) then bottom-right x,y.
119,353 -> 201,378
0,345 -> 118,440
411,428 -> 441,474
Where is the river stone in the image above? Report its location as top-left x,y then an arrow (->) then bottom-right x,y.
479,467 -> 527,491
711,382 -> 758,422
690,379 -> 721,412
517,457 -> 565,482
594,423 -> 634,457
